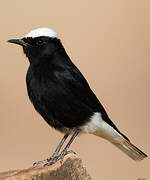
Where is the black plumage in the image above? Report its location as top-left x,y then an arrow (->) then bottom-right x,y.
25,37 -> 118,132
8,28 -> 147,165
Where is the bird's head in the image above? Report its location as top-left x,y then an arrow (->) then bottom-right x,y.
8,28 -> 63,64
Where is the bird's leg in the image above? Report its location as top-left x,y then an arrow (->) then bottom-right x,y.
33,134 -> 69,166
58,130 -> 79,164
43,131 -> 79,166
46,134 -> 69,161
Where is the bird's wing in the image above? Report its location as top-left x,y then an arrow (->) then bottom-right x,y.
56,65 -> 120,132
65,67 -> 103,111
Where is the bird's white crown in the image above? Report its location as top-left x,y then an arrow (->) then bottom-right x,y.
25,28 -> 58,38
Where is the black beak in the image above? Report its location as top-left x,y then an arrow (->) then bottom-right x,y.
7,39 -> 27,46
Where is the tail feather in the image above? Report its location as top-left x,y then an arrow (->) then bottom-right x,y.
112,138 -> 148,161
83,112 -> 148,161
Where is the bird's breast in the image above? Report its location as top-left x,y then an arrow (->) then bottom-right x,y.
26,64 -> 94,130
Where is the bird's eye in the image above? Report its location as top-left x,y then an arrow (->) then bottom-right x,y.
36,39 -> 44,45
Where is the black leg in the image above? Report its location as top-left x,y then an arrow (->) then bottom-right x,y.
33,134 -> 69,166
61,130 -> 79,152
52,134 -> 69,155
58,130 -> 79,163
44,131 -> 79,166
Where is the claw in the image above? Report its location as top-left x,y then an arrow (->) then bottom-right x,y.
66,150 -> 76,155
33,159 -> 48,166
33,150 -> 77,167
33,153 -> 60,166
57,149 -> 76,165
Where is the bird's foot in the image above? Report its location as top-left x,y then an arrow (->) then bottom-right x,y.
33,150 -> 76,166
33,152 -> 59,166
43,152 -> 60,166
65,150 -> 76,155
58,149 -> 76,165
33,159 -> 48,166
43,150 -> 76,166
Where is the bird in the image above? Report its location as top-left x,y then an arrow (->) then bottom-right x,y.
8,27 -> 147,165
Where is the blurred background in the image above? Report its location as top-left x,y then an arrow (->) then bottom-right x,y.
0,0 -> 150,179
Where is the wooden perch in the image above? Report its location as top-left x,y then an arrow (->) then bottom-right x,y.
0,154 -> 92,180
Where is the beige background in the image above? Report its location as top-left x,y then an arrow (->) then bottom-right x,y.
0,0 -> 150,179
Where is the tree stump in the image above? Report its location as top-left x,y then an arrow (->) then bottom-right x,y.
0,154 -> 92,180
